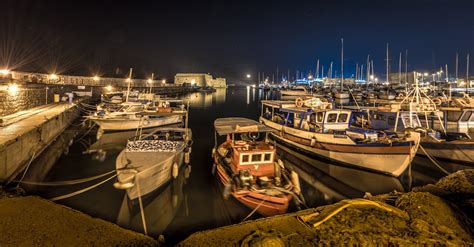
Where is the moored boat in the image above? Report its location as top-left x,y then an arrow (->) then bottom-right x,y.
212,118 -> 302,217
114,127 -> 192,200
260,100 -> 420,176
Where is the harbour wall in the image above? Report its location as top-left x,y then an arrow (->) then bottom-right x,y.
0,103 -> 80,183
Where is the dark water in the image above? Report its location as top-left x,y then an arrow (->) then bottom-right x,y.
25,86 -> 454,245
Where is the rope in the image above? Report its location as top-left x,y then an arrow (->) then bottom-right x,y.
419,145 -> 451,175
241,195 -> 268,222
136,176 -> 148,235
14,170 -> 116,186
299,198 -> 408,228
73,122 -> 96,144
50,174 -> 117,201
16,151 -> 37,188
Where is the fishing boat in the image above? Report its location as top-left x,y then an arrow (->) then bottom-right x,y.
280,86 -> 311,97
369,80 -> 474,165
260,100 -> 420,177
87,100 -> 185,131
212,118 -> 302,217
114,113 -> 193,200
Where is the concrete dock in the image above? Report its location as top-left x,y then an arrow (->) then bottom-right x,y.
0,103 -> 79,183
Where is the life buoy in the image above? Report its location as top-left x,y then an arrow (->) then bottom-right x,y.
295,98 -> 304,107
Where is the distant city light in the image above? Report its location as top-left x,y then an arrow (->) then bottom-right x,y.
423,73 -> 428,76
93,76 -> 100,81
308,75 -> 313,80
191,79 -> 196,85
7,83 -> 19,96
49,74 -> 58,80
147,79 -> 152,83
106,85 -> 113,91
246,74 -> 251,78
162,79 -> 166,84
0,69 -> 10,75
370,75 -> 374,80
126,78 -> 131,82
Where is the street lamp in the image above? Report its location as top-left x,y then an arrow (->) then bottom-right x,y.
162,79 -> 166,84
49,74 -> 58,80
93,76 -> 100,81
246,74 -> 251,79
0,69 -> 10,76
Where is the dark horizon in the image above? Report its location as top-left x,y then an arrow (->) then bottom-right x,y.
1,0 -> 473,82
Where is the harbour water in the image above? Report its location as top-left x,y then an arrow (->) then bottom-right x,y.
26,86 -> 452,244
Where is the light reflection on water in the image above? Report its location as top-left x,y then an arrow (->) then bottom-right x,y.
28,86 -> 447,244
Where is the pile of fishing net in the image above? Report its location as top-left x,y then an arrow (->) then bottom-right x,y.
126,140 -> 184,152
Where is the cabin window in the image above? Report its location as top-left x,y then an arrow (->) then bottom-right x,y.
373,113 -> 386,121
316,112 -> 324,123
252,154 -> 262,162
388,116 -> 396,125
447,111 -> 463,122
264,153 -> 272,162
241,154 -> 249,163
338,113 -> 348,123
327,113 -> 338,123
461,111 -> 472,122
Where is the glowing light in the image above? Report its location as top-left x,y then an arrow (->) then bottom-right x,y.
162,79 -> 166,84
370,75 -> 374,80
191,79 -> 196,85
49,74 -> 58,80
126,78 -> 131,82
7,83 -> 19,96
308,75 -> 313,80
147,79 -> 152,83
93,76 -> 100,81
246,74 -> 251,78
106,85 -> 113,91
423,73 -> 428,76
0,69 -> 10,75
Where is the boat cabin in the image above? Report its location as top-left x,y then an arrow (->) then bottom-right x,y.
214,118 -> 277,177
261,100 -> 367,132
436,108 -> 474,134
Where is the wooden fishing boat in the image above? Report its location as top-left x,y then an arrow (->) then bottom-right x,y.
212,118 -> 302,217
260,100 -> 420,177
368,81 -> 474,165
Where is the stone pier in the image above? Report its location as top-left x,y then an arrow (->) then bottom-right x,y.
0,103 -> 80,183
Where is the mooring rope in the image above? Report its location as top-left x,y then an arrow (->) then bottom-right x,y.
14,170 -> 116,186
16,151 -> 37,188
241,195 -> 269,222
419,145 -> 451,175
50,174 -> 117,201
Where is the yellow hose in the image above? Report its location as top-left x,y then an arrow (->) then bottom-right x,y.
299,198 -> 408,228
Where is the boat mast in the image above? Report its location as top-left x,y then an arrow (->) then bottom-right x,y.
398,52 -> 402,85
150,72 -> 154,94
405,50 -> 408,91
316,59 -> 320,79
467,53 -> 470,93
126,67 -> 133,102
341,38 -> 344,90
386,43 -> 389,84
455,53 -> 459,81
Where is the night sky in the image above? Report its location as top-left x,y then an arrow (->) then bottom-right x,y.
2,0 -> 473,82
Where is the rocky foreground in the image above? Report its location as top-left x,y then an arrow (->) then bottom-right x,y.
179,169 -> 474,246
0,189 -> 158,246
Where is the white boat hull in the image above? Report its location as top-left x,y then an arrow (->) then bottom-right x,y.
92,115 -> 181,131
417,144 -> 474,164
116,149 -> 184,200
260,117 -> 419,176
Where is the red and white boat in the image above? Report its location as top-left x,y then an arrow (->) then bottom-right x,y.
212,118 -> 302,217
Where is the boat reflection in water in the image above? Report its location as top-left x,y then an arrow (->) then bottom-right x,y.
187,88 -> 226,109
116,164 -> 191,236
276,144 -> 406,207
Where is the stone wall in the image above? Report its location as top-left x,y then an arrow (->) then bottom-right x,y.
0,88 -> 46,117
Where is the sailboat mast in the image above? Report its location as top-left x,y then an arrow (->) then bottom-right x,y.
456,53 -> 459,81
398,52 -> 402,85
316,59 -> 320,79
386,43 -> 389,84
405,50 -> 408,88
341,38 -> 344,90
467,54 -> 470,92
126,67 -> 133,102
